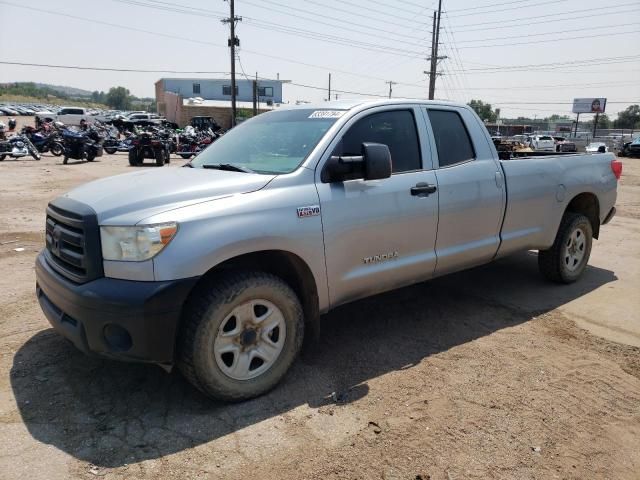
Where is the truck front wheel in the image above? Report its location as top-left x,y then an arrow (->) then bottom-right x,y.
178,271 -> 304,401
538,212 -> 593,283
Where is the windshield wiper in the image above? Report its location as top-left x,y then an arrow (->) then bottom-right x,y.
201,163 -> 254,173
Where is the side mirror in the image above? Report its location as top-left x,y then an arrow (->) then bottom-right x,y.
322,142 -> 392,182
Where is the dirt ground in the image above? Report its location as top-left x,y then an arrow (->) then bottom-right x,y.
0,116 -> 639,479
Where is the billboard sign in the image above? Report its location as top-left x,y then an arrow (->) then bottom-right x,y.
572,98 -> 606,114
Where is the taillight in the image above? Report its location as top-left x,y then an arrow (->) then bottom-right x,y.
611,160 -> 622,180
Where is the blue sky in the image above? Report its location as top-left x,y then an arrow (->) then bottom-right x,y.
0,0 -> 638,118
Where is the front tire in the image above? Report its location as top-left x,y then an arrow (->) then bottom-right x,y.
104,147 -> 117,155
538,212 -> 593,283
178,271 -> 304,402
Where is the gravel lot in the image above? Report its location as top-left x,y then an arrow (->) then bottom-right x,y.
1,116 -> 639,479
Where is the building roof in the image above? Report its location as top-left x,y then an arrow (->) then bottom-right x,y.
182,99 -> 277,109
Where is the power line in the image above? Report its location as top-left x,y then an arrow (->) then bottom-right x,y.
456,29 -> 639,49
446,0 -> 568,18
0,61 -> 230,74
2,1 -> 635,98
309,0 -> 428,27
115,0 -> 428,56
445,55 -> 640,73
447,0 -> 540,12
0,1 -> 423,85
342,0 -> 432,17
243,0 -> 429,42
451,2 -> 638,30
454,22 -> 638,44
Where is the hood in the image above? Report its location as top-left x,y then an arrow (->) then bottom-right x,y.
64,167 -> 275,224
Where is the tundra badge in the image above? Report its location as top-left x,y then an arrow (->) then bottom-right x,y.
363,251 -> 399,264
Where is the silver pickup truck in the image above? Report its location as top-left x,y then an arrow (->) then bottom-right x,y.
35,99 -> 621,401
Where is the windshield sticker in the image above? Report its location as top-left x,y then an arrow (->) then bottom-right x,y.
308,110 -> 345,119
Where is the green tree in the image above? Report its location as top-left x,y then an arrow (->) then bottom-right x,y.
593,113 -> 611,129
613,105 -> 640,129
105,86 -> 132,110
91,90 -> 106,104
467,99 -> 499,122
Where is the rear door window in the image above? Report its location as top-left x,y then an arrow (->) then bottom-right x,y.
427,109 -> 475,167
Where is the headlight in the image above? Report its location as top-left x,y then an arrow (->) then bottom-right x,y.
100,222 -> 178,261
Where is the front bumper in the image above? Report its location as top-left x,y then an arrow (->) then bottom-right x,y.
35,251 -> 198,364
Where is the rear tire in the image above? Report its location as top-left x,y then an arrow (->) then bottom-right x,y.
154,148 -> 165,166
538,212 -> 593,284
63,156 -> 68,165
50,143 -> 63,156
178,271 -> 304,402
179,153 -> 192,159
128,149 -> 140,166
104,147 -> 117,155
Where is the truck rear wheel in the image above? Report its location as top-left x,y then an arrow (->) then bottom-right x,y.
538,212 -> 593,283
178,271 -> 304,402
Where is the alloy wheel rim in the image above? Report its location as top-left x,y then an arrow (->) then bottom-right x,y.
563,226 -> 586,272
213,299 -> 286,380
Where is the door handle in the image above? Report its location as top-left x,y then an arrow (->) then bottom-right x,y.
410,182 -> 437,196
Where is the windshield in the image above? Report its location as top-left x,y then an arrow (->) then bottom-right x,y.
633,137 -> 640,145
539,136 -> 553,140
191,109 -> 344,174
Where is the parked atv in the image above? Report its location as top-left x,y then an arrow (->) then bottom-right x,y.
128,129 -> 171,166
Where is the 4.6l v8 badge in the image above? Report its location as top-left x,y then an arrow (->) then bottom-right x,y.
297,205 -> 321,218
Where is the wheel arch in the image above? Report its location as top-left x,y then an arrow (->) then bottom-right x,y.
565,192 -> 600,239
186,249 -> 321,343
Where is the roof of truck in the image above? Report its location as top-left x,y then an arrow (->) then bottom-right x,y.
279,98 -> 465,111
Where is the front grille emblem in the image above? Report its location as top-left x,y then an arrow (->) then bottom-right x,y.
51,225 -> 62,257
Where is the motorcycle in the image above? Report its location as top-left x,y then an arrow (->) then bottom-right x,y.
0,135 -> 41,161
176,126 -> 221,159
62,127 -> 104,164
22,126 -> 64,156
100,124 -> 122,154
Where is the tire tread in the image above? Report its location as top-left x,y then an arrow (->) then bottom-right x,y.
178,271 -> 304,401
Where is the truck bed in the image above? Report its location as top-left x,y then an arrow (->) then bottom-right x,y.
496,152 -> 617,258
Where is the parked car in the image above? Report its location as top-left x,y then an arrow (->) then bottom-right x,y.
0,106 -> 19,116
586,142 -> 608,153
619,137 -> 640,157
528,135 -> 556,152
35,99 -> 620,401
553,136 -> 577,153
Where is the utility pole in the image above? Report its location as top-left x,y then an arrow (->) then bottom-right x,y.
328,73 -> 331,101
252,71 -> 258,117
592,112 -> 599,138
386,80 -> 397,99
221,0 -> 241,127
427,0 -> 446,100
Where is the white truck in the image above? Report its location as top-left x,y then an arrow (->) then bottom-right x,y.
35,99 -> 621,401
53,107 -> 93,126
